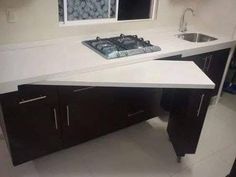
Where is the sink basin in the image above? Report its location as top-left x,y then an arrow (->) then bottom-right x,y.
176,33 -> 217,43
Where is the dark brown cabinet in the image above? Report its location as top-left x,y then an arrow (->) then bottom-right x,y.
183,49 -> 230,96
0,85 -> 62,165
227,158 -> 236,177
167,89 -> 212,159
58,86 -> 127,148
58,87 -> 160,148
0,84 -> 212,165
59,86 -> 104,148
161,49 -> 230,111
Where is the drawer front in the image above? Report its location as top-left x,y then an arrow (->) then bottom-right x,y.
126,109 -> 150,125
124,88 -> 159,126
17,84 -> 58,105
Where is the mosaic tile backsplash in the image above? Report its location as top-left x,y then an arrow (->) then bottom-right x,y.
59,0 -> 116,22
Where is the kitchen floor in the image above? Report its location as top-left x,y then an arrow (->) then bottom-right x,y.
0,93 -> 235,177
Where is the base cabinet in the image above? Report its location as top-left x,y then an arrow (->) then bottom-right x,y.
167,89 -> 212,157
0,86 -> 160,165
0,84 -> 212,165
0,86 -> 62,165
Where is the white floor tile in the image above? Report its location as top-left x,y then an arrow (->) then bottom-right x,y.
0,140 -> 39,177
217,143 -> 236,167
33,144 -> 94,177
171,153 -> 232,177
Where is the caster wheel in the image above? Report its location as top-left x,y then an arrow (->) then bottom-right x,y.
177,156 -> 182,163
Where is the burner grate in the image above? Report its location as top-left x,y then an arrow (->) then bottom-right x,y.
82,34 -> 161,59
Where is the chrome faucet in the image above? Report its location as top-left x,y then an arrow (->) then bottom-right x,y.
179,8 -> 195,32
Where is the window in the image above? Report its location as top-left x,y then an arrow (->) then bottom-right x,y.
118,0 -> 154,20
59,0 -> 157,26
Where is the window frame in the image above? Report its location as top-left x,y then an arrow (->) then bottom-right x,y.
59,0 -> 158,26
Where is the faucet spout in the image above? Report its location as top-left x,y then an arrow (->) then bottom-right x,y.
179,8 -> 195,32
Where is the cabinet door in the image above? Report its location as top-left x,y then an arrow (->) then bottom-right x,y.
167,89 -> 212,157
0,86 -> 62,166
207,49 -> 230,96
100,88 -> 127,132
59,86 -> 126,148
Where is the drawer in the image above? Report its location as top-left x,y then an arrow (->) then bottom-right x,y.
126,109 -> 150,125
17,84 -> 58,104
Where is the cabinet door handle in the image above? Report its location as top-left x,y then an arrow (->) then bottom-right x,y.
197,94 -> 205,117
53,108 -> 58,130
73,87 -> 95,93
206,55 -> 212,72
128,110 -> 145,117
66,105 -> 70,127
19,96 -> 46,104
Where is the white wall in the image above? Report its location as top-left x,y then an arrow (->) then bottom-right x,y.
156,0 -> 199,26
157,0 -> 236,39
0,0 -> 201,45
0,0 -> 158,45
196,0 -> 236,38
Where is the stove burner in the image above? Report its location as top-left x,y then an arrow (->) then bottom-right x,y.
82,34 -> 161,59
91,40 -> 114,50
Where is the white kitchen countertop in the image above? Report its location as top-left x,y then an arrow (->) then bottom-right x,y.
38,60 -> 215,89
0,25 -> 235,93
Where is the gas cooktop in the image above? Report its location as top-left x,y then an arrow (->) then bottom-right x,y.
82,34 -> 161,59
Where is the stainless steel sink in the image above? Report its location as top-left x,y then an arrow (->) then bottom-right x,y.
176,33 -> 217,42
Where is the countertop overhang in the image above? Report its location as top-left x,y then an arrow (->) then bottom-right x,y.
37,60 -> 215,89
